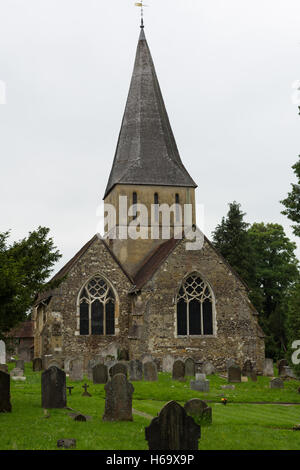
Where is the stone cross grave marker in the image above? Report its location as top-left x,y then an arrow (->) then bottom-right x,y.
145,401 -> 200,450
143,361 -> 158,381
129,359 -> 143,381
82,383 -> 91,397
172,360 -> 185,381
0,370 -> 12,413
67,386 -> 74,396
41,366 -> 66,409
92,363 -> 108,384
184,399 -> 212,426
103,373 -> 134,421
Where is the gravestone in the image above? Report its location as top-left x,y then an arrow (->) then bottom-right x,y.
143,361 -> 158,381
129,359 -> 143,381
185,358 -> 195,377
16,360 -> 25,371
69,359 -> 84,381
103,373 -> 134,421
142,354 -> 154,364
228,364 -> 241,383
172,360 -> 185,381
263,358 -> 274,377
242,360 -> 254,377
184,399 -> 212,425
82,383 -> 91,397
250,371 -> 257,382
270,377 -> 284,389
190,378 -> 210,392
0,365 -> 8,374
41,366 -> 66,408
162,355 -> 174,373
10,368 -> 24,377
278,359 -> 288,376
145,401 -> 200,450
202,361 -> 215,375
195,373 -> 206,381
57,439 -> 76,449
281,366 -> 297,379
92,363 -> 108,384
118,349 -> 129,361
33,358 -> 43,372
0,371 -> 12,412
0,340 -> 6,364
109,362 -> 128,378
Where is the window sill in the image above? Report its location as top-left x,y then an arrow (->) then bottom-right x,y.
176,335 -> 216,339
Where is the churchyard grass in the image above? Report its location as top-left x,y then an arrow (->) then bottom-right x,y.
1,362 -> 300,450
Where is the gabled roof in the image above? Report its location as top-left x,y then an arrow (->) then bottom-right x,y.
104,27 -> 197,199
35,235 -> 133,305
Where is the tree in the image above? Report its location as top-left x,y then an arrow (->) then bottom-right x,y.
281,156 -> 300,236
286,282 -> 300,376
212,201 -> 255,286
0,227 -> 62,340
247,223 -> 299,359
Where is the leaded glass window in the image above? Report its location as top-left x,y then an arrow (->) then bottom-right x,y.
79,276 -> 115,336
176,274 -> 214,336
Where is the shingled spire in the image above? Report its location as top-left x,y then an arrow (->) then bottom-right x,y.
104,27 -> 197,199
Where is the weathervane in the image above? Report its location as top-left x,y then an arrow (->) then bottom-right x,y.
135,1 -> 148,28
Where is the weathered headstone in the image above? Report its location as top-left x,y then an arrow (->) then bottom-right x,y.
16,360 -> 25,371
10,368 -> 24,377
92,363 -> 108,384
109,362 -> 128,378
278,359 -> 288,376
190,378 -> 210,392
185,358 -> 195,377
162,355 -> 174,373
129,359 -> 143,381
103,373 -> 134,421
250,371 -> 257,382
242,360 -> 254,377
172,360 -> 185,381
143,361 -> 158,381
281,366 -> 297,379
263,358 -> 274,377
145,401 -> 200,450
195,373 -> 206,381
0,341 -> 6,365
41,366 -> 66,408
184,399 -> 212,425
202,361 -> 215,375
69,359 -> 84,381
57,439 -> 76,449
0,371 -> 12,412
228,364 -> 241,383
33,358 -> 43,372
270,377 -> 284,389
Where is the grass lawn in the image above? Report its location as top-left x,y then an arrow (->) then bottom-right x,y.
1,362 -> 300,450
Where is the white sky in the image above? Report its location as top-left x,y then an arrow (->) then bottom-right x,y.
0,0 -> 300,275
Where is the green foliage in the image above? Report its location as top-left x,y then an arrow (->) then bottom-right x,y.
281,156 -> 300,237
286,282 -> 300,376
0,227 -> 62,339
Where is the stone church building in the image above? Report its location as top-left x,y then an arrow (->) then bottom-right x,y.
33,26 -> 265,372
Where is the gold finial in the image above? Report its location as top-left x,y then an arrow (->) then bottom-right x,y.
135,2 -> 148,28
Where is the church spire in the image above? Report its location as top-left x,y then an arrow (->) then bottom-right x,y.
104,26 -> 197,199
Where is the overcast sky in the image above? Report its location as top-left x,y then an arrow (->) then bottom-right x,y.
1,0 -> 300,275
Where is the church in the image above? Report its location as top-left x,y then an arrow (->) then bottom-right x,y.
33,24 -> 265,373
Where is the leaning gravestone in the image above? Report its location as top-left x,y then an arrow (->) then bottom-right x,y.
102,373 -> 134,421
109,362 -> 128,378
92,363 -> 108,384
202,361 -> 215,375
16,360 -> 25,371
162,355 -> 174,373
242,360 -> 254,377
145,401 -> 200,450
33,358 -> 43,372
143,361 -> 158,382
228,364 -> 242,383
69,359 -> 84,381
270,377 -> 284,389
0,371 -> 12,412
0,341 -> 6,365
190,378 -> 210,392
184,399 -> 212,426
185,358 -> 195,377
172,360 -> 185,381
41,366 -> 66,408
263,358 -> 274,377
129,359 -> 143,381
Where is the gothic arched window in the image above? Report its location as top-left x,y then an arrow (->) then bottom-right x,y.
176,274 -> 214,336
79,276 -> 115,336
